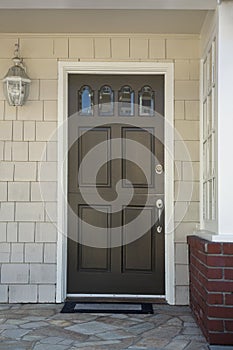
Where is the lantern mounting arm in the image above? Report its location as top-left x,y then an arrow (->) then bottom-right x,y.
13,43 -> 23,66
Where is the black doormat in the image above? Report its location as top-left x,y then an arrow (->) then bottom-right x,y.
61,302 -> 154,314
208,347 -> 233,350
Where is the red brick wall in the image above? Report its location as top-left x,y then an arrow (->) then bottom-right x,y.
187,235 -> 233,345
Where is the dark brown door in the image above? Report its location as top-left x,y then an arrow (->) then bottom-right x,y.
67,74 -> 165,295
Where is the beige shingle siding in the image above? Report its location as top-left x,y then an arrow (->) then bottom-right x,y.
0,34 -> 200,304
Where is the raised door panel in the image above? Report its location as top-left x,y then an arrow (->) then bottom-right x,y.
78,127 -> 111,187
122,206 -> 154,272
122,128 -> 154,188
78,206 -> 111,271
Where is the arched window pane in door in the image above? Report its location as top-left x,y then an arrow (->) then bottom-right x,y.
118,85 -> 134,116
99,85 -> 114,116
138,86 -> 155,116
78,85 -> 94,116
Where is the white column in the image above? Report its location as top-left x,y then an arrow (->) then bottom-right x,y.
217,2 -> 233,236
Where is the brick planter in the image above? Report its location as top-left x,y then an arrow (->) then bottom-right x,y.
187,235 -> 233,345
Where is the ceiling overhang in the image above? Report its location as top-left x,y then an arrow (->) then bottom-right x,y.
0,0 -> 217,10
0,10 -> 210,34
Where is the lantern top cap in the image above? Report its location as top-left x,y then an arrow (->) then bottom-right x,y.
2,42 -> 31,83
3,65 -> 31,82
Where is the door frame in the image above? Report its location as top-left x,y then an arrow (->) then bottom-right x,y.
56,61 -> 175,304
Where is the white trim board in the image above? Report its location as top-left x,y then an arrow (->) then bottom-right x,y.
0,0 -> 217,10
57,61 -> 175,305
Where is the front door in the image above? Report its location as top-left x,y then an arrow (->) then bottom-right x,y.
67,74 -> 165,295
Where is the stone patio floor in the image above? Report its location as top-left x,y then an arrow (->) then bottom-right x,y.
0,303 -> 209,350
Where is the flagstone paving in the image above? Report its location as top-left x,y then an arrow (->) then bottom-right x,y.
0,304 -> 209,349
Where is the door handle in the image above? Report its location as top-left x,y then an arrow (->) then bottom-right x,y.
156,198 -> 164,233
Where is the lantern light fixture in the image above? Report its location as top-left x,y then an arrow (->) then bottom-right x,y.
3,43 -> 31,106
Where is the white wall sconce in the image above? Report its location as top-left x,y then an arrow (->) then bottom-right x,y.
3,43 -> 31,106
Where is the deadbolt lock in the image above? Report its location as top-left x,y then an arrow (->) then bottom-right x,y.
156,198 -> 164,209
155,164 -> 163,174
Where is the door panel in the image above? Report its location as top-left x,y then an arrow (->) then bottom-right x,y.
67,74 -> 165,295
122,128 -> 154,187
123,206 -> 153,272
78,127 -> 111,187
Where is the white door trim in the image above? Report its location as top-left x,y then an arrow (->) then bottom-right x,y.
57,61 -> 175,304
